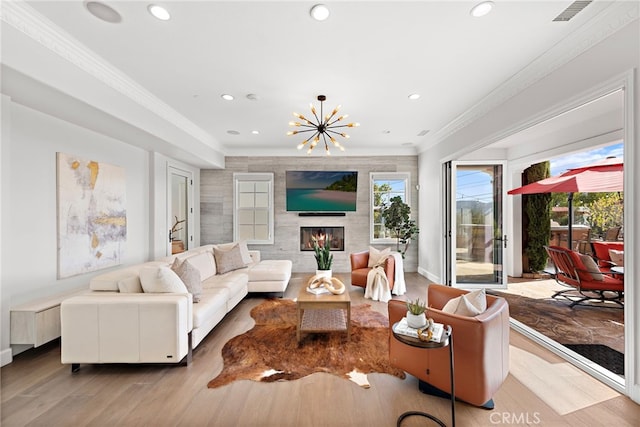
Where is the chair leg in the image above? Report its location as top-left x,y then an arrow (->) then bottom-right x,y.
418,380 -> 494,409
553,288 -> 624,308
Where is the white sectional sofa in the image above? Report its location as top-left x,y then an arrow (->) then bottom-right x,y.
61,244 -> 292,371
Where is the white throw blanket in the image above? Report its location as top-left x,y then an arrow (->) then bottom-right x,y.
364,252 -> 406,302
391,252 -> 406,296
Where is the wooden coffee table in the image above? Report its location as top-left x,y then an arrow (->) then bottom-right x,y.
296,284 -> 351,343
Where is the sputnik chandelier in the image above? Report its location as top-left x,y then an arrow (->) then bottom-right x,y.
288,95 -> 359,155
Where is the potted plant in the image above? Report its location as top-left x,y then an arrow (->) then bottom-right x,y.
406,298 -> 427,329
381,196 -> 419,258
312,236 -> 333,278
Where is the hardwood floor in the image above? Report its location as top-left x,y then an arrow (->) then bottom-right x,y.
2,273 -> 639,426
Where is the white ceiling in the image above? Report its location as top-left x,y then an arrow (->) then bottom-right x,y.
1,1 -> 631,164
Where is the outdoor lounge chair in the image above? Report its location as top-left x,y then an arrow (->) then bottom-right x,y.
591,240 -> 624,272
545,245 -> 624,308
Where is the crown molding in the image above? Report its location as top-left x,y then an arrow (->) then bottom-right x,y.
421,0 -> 639,153
0,0 -> 219,151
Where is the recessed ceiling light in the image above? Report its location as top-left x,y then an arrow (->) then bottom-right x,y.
148,4 -> 171,21
227,130 -> 240,135
408,94 -> 421,100
470,1 -> 494,18
310,4 -> 330,21
382,130 -> 391,134
221,94 -> 234,101
251,130 -> 260,135
85,1 -> 122,23
246,94 -> 259,101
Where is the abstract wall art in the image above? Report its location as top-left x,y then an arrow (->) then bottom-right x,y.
57,153 -> 127,278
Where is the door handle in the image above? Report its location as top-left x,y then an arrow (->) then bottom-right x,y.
495,235 -> 508,248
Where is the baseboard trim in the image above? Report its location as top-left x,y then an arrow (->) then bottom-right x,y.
418,267 -> 440,283
1,348 -> 13,367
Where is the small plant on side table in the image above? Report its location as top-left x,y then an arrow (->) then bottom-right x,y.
406,298 -> 427,328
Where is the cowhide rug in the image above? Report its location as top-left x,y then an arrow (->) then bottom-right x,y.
207,299 -> 405,389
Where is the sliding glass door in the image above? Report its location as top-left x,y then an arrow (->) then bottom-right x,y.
445,161 -> 507,288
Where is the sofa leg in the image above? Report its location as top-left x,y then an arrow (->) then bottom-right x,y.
71,363 -> 80,373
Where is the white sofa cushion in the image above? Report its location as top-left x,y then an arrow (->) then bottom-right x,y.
185,251 -> 216,280
90,261 -> 168,291
90,266 -> 142,292
118,276 -> 143,293
192,288 -> 228,329
248,260 -> 293,282
139,266 -> 188,294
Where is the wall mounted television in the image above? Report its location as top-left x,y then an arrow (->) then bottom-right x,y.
286,171 -> 358,212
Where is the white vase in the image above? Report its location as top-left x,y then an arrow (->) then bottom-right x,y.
316,269 -> 332,279
406,311 -> 427,329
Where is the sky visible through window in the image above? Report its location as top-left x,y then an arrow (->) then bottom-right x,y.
456,142 -> 623,203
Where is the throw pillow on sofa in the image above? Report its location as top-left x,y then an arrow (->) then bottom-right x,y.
139,266 -> 188,294
171,258 -> 203,302
213,243 -> 246,274
442,288 -> 487,316
213,241 -> 253,265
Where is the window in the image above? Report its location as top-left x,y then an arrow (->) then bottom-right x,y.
370,172 -> 410,242
234,173 -> 274,244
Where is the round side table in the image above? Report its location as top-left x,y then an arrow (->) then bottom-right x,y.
392,323 -> 455,427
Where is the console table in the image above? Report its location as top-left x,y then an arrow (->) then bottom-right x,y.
392,323 -> 455,427
11,288 -> 87,347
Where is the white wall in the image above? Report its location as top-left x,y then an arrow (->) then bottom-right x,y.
417,20 -> 639,402
0,99 -> 151,362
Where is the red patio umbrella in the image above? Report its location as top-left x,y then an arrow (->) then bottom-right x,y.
508,157 -> 623,248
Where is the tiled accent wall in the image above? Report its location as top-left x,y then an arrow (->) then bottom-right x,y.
201,156 -> 419,273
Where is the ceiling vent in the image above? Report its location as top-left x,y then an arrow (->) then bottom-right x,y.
553,1 -> 592,22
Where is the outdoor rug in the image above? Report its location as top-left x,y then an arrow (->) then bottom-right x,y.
563,344 -> 624,375
489,290 -> 624,353
207,299 -> 405,389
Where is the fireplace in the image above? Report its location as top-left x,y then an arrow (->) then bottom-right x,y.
300,227 -> 344,251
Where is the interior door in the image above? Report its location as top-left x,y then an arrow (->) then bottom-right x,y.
168,167 -> 193,255
446,161 -> 507,288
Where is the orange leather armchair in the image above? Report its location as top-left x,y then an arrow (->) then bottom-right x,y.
349,250 -> 395,290
388,284 -> 509,408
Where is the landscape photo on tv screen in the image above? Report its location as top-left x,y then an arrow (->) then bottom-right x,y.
286,171 -> 358,211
